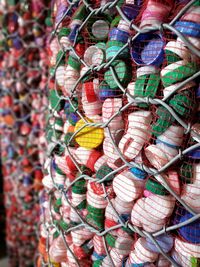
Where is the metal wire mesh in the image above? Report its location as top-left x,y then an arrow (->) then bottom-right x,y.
40,0 -> 200,266
0,1 -> 50,266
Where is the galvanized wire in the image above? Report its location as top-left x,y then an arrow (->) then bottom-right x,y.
43,0 -> 200,266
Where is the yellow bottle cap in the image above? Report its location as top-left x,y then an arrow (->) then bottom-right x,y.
75,118 -> 104,149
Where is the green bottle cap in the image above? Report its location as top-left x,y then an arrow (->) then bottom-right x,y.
74,179 -> 86,187
152,107 -> 175,136
56,198 -> 62,206
76,199 -> 87,210
135,73 -> 160,98
53,231 -> 60,239
96,165 -> 114,181
161,62 -> 197,87
86,214 -> 104,230
46,128 -> 54,143
105,233 -> 116,248
72,186 -> 87,194
68,55 -> 81,71
191,257 -> 200,267
145,179 -> 169,195
49,67 -> 55,76
165,49 -> 182,64
169,90 -> 193,117
54,198 -> 62,213
49,89 -> 62,111
111,16 -> 121,28
56,50 -> 65,65
45,17 -> 53,27
72,179 -> 87,194
193,0 -> 200,6
87,204 -> 105,215
104,60 -> 131,89
54,144 -> 65,155
73,4 -> 88,21
64,132 -> 76,147
180,163 -> 193,183
55,117 -> 63,127
107,40 -> 124,48
93,259 -> 103,267
59,220 -> 69,231
96,42 -> 106,50
55,165 -> 65,175
58,27 -> 71,39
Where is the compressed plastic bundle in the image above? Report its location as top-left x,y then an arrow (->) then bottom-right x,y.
39,0 -> 200,267
0,1 -> 50,266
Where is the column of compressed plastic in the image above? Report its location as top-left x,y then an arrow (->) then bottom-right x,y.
0,1 -> 50,266
39,1 -> 200,267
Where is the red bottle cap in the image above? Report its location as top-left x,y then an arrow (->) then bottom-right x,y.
86,150 -> 102,172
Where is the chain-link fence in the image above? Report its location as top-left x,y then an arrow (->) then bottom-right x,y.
0,1 -> 50,266
18,0 -> 200,266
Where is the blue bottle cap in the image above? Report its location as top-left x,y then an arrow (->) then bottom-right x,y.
23,175 -> 33,186
67,112 -> 79,126
109,28 -> 130,43
7,145 -> 14,159
119,213 -> 130,223
122,257 -> 128,267
13,37 -> 22,50
186,148 -> 200,159
52,159 -> 57,170
122,4 -> 141,20
68,24 -> 80,42
131,264 -> 146,267
145,235 -> 174,253
129,167 -> 147,179
174,21 -> 200,38
92,251 -> 106,260
130,33 -> 165,66
196,85 -> 200,98
99,82 -> 120,101
178,211 -> 200,244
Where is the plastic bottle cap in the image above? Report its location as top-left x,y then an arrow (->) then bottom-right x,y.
145,179 -> 169,195
136,66 -> 159,77
129,167 -> 147,180
161,60 -> 197,87
109,27 -> 129,43
105,233 -> 116,248
130,33 -> 164,66
58,27 -> 70,39
163,81 -> 196,98
113,171 -> 144,202
68,55 -> 81,71
74,118 -> 104,149
174,21 -> 200,38
164,40 -> 190,61
84,46 -> 104,66
92,20 -> 110,40
84,81 -> 98,103
135,73 -> 160,99
104,60 -> 131,89
96,165 -> 114,181
122,4 -> 141,20
106,45 -> 129,61
144,194 -> 175,220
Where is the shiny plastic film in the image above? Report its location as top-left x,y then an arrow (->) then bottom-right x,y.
40,0 -> 200,267
0,1 -> 50,266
